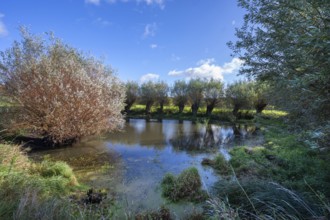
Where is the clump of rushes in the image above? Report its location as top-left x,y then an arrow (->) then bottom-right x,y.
0,144 -> 80,219
202,154 -> 230,175
161,167 -> 207,202
135,206 -> 172,220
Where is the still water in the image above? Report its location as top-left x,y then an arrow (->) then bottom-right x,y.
32,119 -> 261,218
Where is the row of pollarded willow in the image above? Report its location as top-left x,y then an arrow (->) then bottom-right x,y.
124,79 -> 269,117
0,28 -> 125,145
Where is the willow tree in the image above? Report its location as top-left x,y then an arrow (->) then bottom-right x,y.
0,29 -> 125,145
226,81 -> 254,117
204,79 -> 225,116
251,82 -> 269,114
187,78 -> 205,116
139,81 -> 157,114
155,81 -> 169,114
124,81 -> 139,113
171,80 -> 188,114
229,0 -> 330,129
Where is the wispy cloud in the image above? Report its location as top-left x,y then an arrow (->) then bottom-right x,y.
85,0 -> 101,5
143,23 -> 157,38
87,0 -> 165,8
139,0 -> 165,9
171,54 -> 181,62
168,58 -> 244,81
232,20 -> 236,25
0,13 -> 8,37
150,44 -> 158,49
94,17 -> 112,27
140,73 -> 159,82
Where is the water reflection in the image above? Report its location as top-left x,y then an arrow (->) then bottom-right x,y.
32,119 -> 262,218
108,119 -> 259,152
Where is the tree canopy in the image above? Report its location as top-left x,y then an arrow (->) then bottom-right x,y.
229,0 -> 330,146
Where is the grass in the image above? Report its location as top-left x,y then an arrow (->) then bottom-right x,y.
200,114 -> 330,219
0,143 -> 119,219
201,154 -> 230,175
161,167 -> 207,202
227,116 -> 330,197
210,179 -> 330,220
128,104 -> 284,122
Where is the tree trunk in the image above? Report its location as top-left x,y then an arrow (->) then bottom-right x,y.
191,103 -> 199,116
158,102 -> 164,114
145,102 -> 153,114
124,101 -> 134,113
255,103 -> 267,114
178,103 -> 184,114
206,104 -> 215,116
232,104 -> 240,117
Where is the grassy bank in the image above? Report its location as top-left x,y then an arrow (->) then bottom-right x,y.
127,104 -> 286,122
202,115 -> 330,219
0,144 -> 117,219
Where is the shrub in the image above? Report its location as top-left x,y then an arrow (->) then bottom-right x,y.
0,28 -> 125,145
161,167 -> 207,202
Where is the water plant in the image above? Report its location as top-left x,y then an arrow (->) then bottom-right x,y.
161,167 -> 207,202
201,154 -> 230,175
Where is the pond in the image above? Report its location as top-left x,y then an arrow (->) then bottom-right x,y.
31,119 -> 262,218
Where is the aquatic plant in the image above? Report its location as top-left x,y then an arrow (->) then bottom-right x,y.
161,167 -> 207,202
202,154 -> 230,175
135,206 -> 172,220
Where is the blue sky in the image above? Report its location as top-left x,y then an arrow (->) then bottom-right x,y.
0,0 -> 246,85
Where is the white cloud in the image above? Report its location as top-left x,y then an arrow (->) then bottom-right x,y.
88,0 -> 165,8
85,0 -> 101,5
143,23 -> 157,38
140,73 -> 160,82
140,0 -> 165,9
168,58 -> 244,81
222,58 -> 244,73
232,20 -> 236,25
0,13 -> 8,37
150,44 -> 158,49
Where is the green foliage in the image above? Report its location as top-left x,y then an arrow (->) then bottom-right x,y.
154,81 -> 169,113
228,118 -> 330,197
124,81 -> 139,112
230,0 -> 330,147
226,80 -> 254,116
135,206 -> 172,220
161,167 -> 207,202
171,80 -> 189,114
204,79 -> 225,116
202,154 -> 230,175
139,81 -> 157,114
212,180 -> 329,220
187,78 -> 206,116
0,144 -> 80,219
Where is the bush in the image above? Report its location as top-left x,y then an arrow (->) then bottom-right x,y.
0,28 -> 125,145
161,167 -> 207,202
